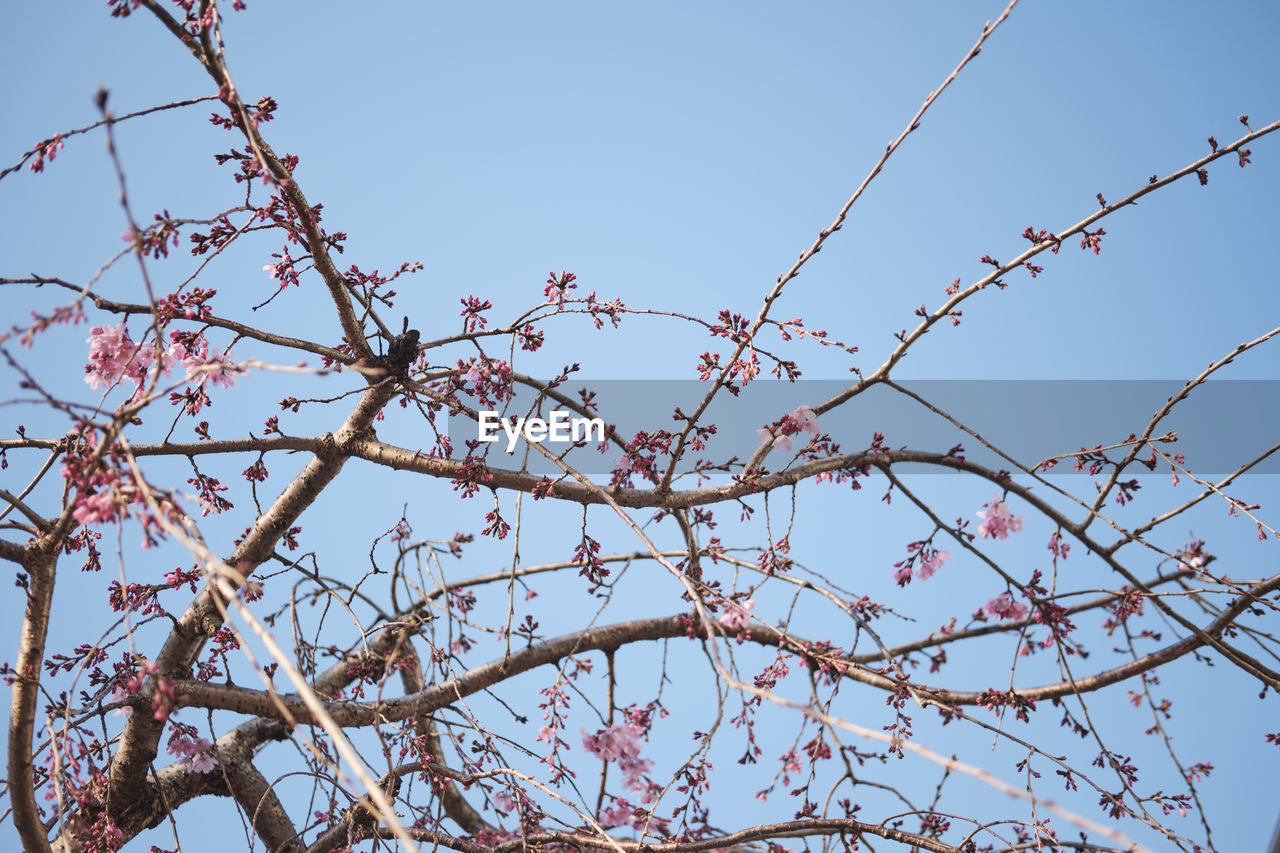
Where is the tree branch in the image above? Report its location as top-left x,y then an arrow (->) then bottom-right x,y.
8,543 -> 57,853
101,380 -> 397,820
170,567 -> 1280,727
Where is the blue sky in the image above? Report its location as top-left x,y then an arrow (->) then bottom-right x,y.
3,2 -> 1278,851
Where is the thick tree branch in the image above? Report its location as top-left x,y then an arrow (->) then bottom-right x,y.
8,542 -> 56,853
100,380 -> 397,822
221,758 -> 306,853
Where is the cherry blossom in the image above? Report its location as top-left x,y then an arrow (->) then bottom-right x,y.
172,339 -> 240,389
985,592 -> 1029,622
916,549 -> 950,581
84,321 -> 170,395
582,722 -> 654,799
167,736 -> 218,774
756,425 -> 788,450
109,685 -> 132,718
757,405 -> 821,452
893,547 -> 949,584
792,405 -> 819,435
977,495 -> 1024,540
599,799 -> 647,829
719,598 -> 755,630
259,247 -> 299,289
72,489 -> 122,526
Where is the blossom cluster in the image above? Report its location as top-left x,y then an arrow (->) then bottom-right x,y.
167,735 -> 218,773
581,721 -> 654,802
719,598 -> 755,630
61,434 -> 153,533
757,405 -> 820,452
84,321 -> 162,397
977,495 -> 1024,540
598,796 -> 665,831
985,592 -> 1029,621
83,322 -> 239,400
171,338 -> 239,390
892,547 -> 950,585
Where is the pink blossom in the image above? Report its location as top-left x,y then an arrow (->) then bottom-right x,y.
599,800 -> 641,829
757,406 -> 820,453
536,725 -> 555,744
581,723 -> 642,762
792,405 -> 819,435
757,427 -> 794,452
599,804 -> 629,828
916,549 -> 950,581
72,490 -> 121,526
186,749 -> 218,773
84,321 -> 171,394
172,339 -> 239,389
168,735 -> 218,773
465,363 -> 482,384
110,685 -> 133,718
977,495 -> 1024,540
83,816 -> 123,851
582,722 -> 653,796
892,565 -> 913,585
719,598 -> 754,630
493,791 -> 516,812
985,592 -> 1029,621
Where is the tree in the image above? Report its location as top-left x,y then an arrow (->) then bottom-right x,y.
3,2 -> 1278,852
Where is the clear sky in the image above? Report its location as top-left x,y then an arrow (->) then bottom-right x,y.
2,2 -> 1278,851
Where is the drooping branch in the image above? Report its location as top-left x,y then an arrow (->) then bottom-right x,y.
397,647 -> 494,836
1084,325 -> 1280,530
